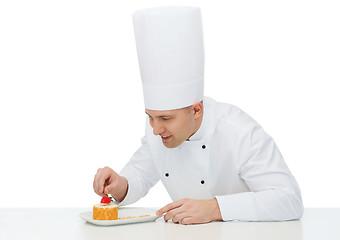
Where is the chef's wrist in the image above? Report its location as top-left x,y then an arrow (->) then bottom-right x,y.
210,198 -> 223,221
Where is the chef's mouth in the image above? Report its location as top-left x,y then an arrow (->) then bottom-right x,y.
161,135 -> 172,141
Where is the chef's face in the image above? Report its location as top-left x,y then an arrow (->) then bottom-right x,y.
145,102 -> 203,148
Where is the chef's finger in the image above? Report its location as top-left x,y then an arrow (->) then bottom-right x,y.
157,199 -> 184,216
164,208 -> 186,222
104,178 -> 110,188
100,178 -> 110,197
93,168 -> 103,195
104,179 -> 114,195
172,212 -> 191,224
181,217 -> 194,225
97,167 -> 112,195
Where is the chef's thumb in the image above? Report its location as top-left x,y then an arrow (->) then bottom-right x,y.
104,185 -> 111,195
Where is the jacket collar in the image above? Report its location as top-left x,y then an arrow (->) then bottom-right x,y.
187,97 -> 209,141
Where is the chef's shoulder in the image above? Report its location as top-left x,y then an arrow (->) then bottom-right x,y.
213,99 -> 262,136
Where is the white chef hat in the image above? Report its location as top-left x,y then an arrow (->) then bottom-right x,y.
132,6 -> 205,111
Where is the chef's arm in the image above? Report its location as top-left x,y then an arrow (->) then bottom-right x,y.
116,136 -> 160,206
215,187 -> 303,221
215,126 -> 303,221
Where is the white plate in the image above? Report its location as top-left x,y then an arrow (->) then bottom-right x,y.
79,207 -> 162,226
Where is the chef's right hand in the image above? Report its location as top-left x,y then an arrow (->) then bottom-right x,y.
93,166 -> 128,202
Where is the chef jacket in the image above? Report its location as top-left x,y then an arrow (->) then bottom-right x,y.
118,96 -> 304,221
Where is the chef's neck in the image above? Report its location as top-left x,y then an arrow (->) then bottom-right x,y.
186,104 -> 204,141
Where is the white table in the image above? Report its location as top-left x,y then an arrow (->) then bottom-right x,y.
1,208 -> 339,240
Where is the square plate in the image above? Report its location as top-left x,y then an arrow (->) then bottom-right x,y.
79,207 -> 162,226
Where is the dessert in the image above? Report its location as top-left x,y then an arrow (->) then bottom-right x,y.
93,195 -> 118,220
93,203 -> 118,220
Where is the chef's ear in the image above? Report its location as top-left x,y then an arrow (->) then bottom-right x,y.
191,101 -> 203,119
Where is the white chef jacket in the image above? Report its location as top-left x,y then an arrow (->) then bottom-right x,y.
118,96 -> 304,221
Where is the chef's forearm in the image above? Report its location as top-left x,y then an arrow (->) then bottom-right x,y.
215,189 -> 304,221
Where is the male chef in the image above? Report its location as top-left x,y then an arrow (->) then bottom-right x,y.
93,6 -> 304,224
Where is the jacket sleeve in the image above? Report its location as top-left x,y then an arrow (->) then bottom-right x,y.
117,135 -> 160,206
215,125 -> 304,221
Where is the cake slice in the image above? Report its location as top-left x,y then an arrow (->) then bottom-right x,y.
93,203 -> 118,220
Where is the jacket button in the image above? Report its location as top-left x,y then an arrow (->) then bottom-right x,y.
202,145 -> 206,149
201,180 -> 205,184
165,173 -> 169,177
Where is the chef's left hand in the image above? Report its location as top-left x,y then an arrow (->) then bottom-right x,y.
156,198 -> 222,225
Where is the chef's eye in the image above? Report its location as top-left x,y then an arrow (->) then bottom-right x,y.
162,117 -> 171,121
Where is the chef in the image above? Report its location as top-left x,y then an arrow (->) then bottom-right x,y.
93,6 -> 304,224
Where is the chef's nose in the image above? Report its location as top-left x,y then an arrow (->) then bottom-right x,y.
152,123 -> 165,136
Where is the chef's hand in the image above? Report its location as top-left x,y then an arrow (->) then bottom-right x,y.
156,198 -> 222,225
93,166 -> 128,202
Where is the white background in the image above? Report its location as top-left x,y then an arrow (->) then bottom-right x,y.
0,0 -> 339,208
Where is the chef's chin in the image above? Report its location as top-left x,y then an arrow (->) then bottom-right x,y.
162,141 -> 173,148
162,140 -> 182,149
